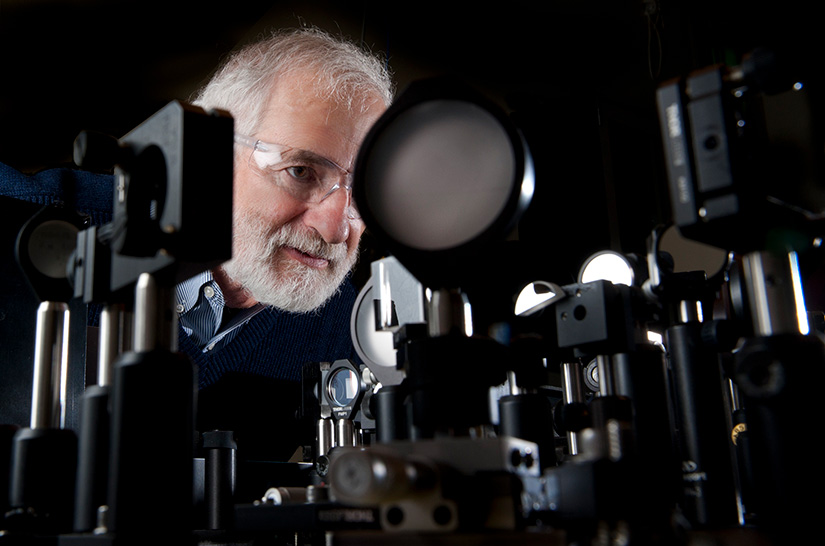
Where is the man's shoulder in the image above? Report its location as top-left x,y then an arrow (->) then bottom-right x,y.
0,162 -> 114,223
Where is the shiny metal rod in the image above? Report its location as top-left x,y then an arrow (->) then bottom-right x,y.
742,250 -> 807,337
30,301 -> 70,429
133,272 -> 177,352
596,354 -> 613,397
335,419 -> 355,448
98,303 -> 133,387
317,418 -> 334,457
561,361 -> 584,455
428,287 -> 473,338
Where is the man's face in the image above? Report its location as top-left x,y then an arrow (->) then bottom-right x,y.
221,70 -> 385,312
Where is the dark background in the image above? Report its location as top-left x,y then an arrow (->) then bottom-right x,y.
0,0 -> 822,282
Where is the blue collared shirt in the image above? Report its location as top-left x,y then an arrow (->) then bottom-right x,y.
175,270 -> 265,353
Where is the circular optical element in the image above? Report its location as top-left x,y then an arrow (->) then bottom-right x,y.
363,100 -> 516,251
515,281 -> 564,316
327,367 -> 361,407
350,284 -> 404,386
579,251 -> 634,286
27,220 -> 80,279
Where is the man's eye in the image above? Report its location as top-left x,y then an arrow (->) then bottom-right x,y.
285,165 -> 314,181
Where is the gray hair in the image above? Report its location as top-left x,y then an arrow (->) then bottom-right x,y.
192,27 -> 394,135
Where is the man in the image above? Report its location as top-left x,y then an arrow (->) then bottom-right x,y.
180,28 -> 394,461
1,27 -> 394,461
181,27 -> 391,356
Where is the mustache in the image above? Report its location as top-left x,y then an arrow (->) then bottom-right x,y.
258,222 -> 347,263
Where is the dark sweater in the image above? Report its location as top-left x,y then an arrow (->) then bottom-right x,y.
186,285 -> 360,461
181,288 -> 359,389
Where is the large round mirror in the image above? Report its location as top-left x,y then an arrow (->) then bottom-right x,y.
362,100 -> 518,251
354,78 -> 534,289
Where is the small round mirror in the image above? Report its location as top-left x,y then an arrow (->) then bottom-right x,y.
579,251 -> 635,286
515,281 -> 564,316
327,368 -> 361,407
27,220 -> 80,279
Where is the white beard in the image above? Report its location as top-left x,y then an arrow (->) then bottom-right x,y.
221,214 -> 358,313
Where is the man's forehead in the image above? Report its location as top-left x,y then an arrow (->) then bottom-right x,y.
260,74 -> 384,166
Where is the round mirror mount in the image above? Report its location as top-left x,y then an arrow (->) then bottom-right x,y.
354,77 -> 535,290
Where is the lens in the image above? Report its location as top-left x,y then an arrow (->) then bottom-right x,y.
362,99 -> 516,251
328,368 -> 360,407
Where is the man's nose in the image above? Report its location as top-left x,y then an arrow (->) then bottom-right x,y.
303,186 -> 352,244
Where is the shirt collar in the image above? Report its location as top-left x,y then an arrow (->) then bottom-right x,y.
175,269 -> 214,315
